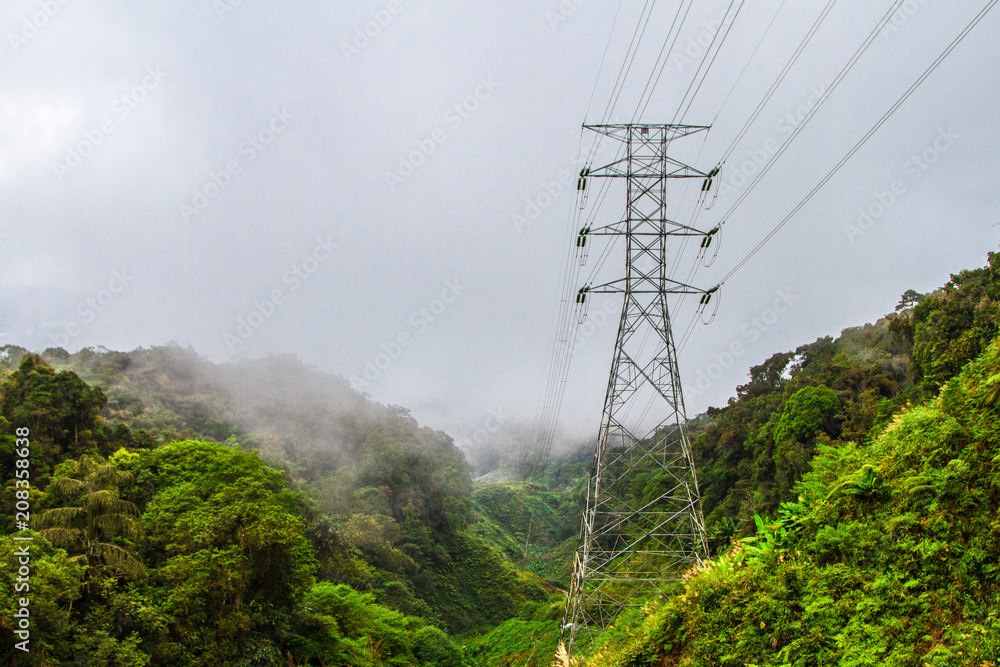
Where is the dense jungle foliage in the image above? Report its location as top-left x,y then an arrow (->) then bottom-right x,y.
0,348 -> 561,665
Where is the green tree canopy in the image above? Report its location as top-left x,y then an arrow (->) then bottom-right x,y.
0,354 -> 106,464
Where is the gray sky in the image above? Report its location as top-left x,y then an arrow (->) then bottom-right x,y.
2,0 -> 998,454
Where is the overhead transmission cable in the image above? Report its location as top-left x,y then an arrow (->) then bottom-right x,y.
711,0 -> 789,126
661,0 -> 787,339
594,0 -> 658,126
583,0 -> 626,123
716,0 -> 999,287
672,0 -> 747,123
581,0 -> 659,167
718,0 -> 839,165
529,0 -> 691,477
668,0 -> 841,350
656,0 -> 750,335
589,0 -> 724,397
528,0 -> 778,471
602,0 -> 749,433
620,0 -> 743,427
628,0 -> 696,123
714,0 -> 910,225
674,0 -> 909,351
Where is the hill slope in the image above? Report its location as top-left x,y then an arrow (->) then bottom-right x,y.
692,252 -> 1000,551
0,347 -> 553,665
587,331 -> 1000,666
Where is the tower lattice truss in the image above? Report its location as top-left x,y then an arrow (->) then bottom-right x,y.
562,124 -> 716,654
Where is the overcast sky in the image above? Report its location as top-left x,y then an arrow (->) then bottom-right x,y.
2,0 -> 998,454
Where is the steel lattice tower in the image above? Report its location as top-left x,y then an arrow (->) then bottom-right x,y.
562,123 -> 717,655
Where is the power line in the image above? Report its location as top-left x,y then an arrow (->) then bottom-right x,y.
712,0 -> 790,126
672,0 -> 747,124
641,0 -> 826,357
530,0 -> 892,476
718,0 -> 998,285
529,0 -> 742,476
597,0 -> 659,125
665,0 -> 830,354
714,0 -> 909,226
584,0 -> 626,123
584,0 -> 658,167
677,0 -> 904,353
718,0 -> 839,165
629,0 -> 695,122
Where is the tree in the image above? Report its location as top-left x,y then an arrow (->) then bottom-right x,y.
291,582 -> 424,666
39,455 -> 145,580
0,355 -> 106,466
773,385 -> 840,446
909,255 -> 1000,389
136,441 -> 316,664
0,533 -> 85,665
896,289 -> 925,311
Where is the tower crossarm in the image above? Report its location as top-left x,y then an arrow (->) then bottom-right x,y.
588,155 -> 710,180
583,123 -> 710,142
580,279 -> 715,296
587,219 -> 713,237
582,123 -> 712,180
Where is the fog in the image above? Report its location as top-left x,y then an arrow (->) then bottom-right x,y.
2,0 -> 998,453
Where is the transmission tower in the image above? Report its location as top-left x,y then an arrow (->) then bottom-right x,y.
561,123 -> 718,655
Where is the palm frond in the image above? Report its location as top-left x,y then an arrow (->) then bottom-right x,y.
92,464 -> 133,490
39,507 -> 85,528
90,542 -> 146,579
40,527 -> 82,545
85,490 -> 140,517
94,514 -> 143,540
553,642 -> 570,667
49,477 -> 85,495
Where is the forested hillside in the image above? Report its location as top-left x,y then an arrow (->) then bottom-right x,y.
0,347 -> 558,665
692,252 -> 1000,549
569,254 -> 1000,664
